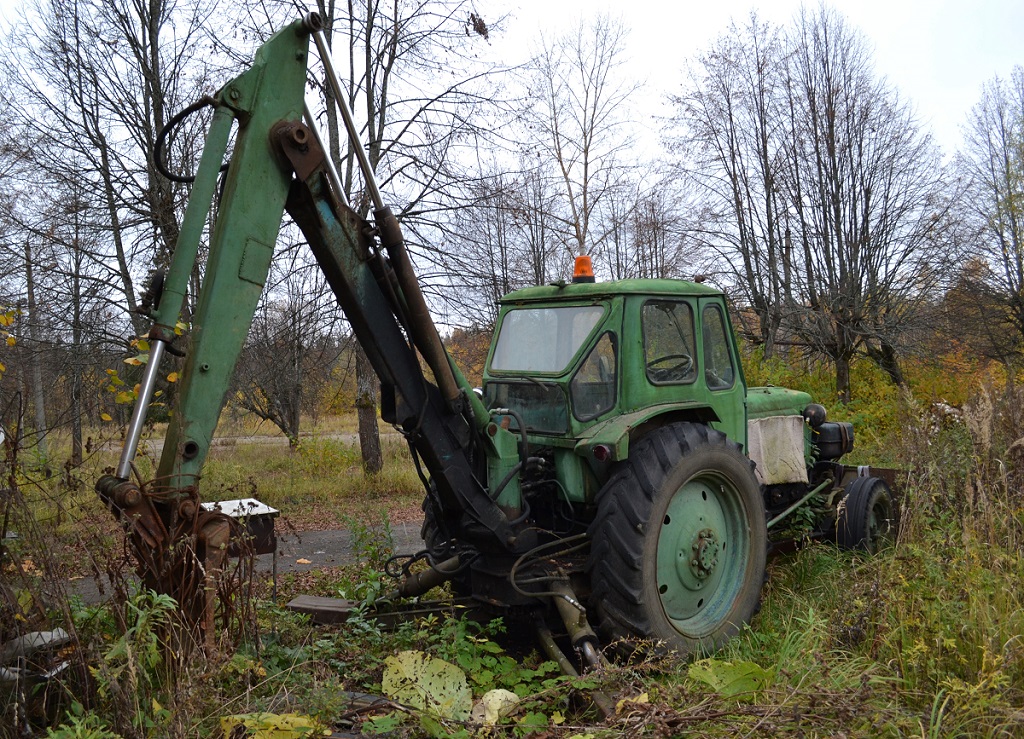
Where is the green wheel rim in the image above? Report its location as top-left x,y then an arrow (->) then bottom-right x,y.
656,470 -> 750,637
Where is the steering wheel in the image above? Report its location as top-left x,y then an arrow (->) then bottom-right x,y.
646,353 -> 693,381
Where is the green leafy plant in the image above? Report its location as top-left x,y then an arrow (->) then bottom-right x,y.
432,617 -> 561,697
45,702 -> 119,739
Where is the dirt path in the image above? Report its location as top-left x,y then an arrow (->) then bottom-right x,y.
106,431 -> 400,457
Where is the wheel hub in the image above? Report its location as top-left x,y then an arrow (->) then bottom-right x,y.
689,528 -> 720,582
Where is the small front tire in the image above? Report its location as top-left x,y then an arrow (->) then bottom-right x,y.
836,476 -> 895,554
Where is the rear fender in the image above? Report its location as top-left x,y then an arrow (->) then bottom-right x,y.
574,402 -> 720,464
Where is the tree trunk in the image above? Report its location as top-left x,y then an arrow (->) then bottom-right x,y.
866,340 -> 905,388
355,344 -> 382,474
23,240 -> 48,466
70,237 -> 84,468
836,356 -> 851,404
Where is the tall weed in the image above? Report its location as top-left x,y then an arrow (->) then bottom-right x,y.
876,385 -> 1024,732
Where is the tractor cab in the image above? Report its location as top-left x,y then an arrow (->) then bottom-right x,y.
483,278 -> 748,454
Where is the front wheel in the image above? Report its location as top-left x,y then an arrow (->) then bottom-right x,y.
587,423 -> 766,656
836,477 -> 895,554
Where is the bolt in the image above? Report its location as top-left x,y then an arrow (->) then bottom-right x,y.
229,87 -> 240,101
691,559 -> 698,567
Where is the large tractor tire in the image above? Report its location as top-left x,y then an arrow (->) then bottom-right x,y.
836,476 -> 894,554
587,422 -> 766,656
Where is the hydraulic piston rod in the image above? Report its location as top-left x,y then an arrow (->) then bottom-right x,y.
115,340 -> 167,479
307,16 -> 462,408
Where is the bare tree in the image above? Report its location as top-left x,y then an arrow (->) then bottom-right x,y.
528,15 -> 639,262
782,6 -> 947,399
438,161 -> 563,321
288,0 -> 504,471
7,0 -> 219,338
959,66 -> 1024,361
233,242 -> 345,445
669,14 -> 791,355
671,6 -> 950,400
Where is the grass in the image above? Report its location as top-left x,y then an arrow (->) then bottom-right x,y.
5,389 -> 1024,736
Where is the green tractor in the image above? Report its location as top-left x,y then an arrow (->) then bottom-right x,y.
440,270 -> 894,655
98,15 -> 896,662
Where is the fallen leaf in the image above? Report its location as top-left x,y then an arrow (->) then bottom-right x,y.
616,692 -> 649,714
470,688 -> 519,725
382,650 -> 472,720
688,658 -> 774,700
220,712 -> 329,737
296,558 -> 312,564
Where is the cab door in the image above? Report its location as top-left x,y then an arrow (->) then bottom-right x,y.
697,298 -> 746,449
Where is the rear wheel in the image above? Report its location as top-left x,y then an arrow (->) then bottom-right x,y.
836,477 -> 894,554
587,423 -> 766,656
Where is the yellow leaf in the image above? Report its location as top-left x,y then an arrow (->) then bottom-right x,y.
105,368 -> 117,375
0,313 -> 14,327
296,558 -> 312,564
219,712 -> 327,738
124,357 -> 142,366
5,336 -> 14,346
616,692 -> 649,714
138,339 -> 150,351
154,390 -> 163,397
0,362 -> 5,373
166,372 -> 179,383
100,413 -> 112,422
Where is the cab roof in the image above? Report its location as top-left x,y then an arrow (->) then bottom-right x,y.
499,278 -> 723,305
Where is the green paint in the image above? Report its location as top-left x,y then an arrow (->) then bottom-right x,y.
483,279 -> 751,504
655,467 -> 751,635
156,21 -> 311,491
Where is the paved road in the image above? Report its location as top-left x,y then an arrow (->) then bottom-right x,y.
65,519 -> 425,604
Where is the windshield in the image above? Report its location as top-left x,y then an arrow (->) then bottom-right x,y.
490,305 -> 605,373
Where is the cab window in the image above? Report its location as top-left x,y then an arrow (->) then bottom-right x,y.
571,332 -> 617,420
642,300 -> 697,384
490,305 -> 604,373
702,305 -> 736,390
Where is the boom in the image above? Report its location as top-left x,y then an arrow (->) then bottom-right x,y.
96,15 -> 521,635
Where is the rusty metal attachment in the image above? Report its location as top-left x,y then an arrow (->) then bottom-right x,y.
95,475 -> 253,646
272,121 -> 322,182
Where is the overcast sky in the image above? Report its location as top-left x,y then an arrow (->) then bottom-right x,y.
496,0 -> 1023,158
0,0 -> 1019,158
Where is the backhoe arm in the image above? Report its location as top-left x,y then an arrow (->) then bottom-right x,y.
96,15 -> 519,635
